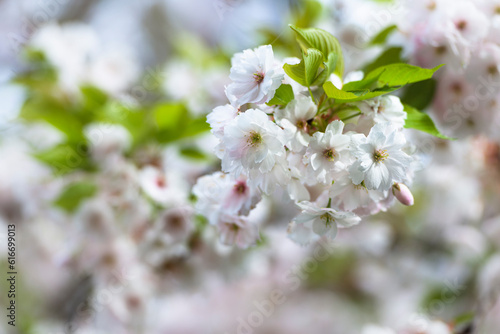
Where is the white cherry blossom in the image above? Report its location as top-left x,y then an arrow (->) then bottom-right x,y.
303,120 -> 351,184
349,123 -> 412,191
356,95 -> 407,129
221,108 -> 286,176
287,201 -> 361,246
275,94 -> 317,152
225,45 -> 284,105
207,104 -> 239,139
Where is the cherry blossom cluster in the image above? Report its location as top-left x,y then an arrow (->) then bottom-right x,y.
396,0 -> 500,139
194,42 -> 420,248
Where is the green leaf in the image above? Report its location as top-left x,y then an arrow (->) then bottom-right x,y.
154,103 -> 187,130
289,24 -> 344,77
13,48 -> 57,88
325,63 -> 442,103
365,63 -> 443,87
342,71 -> 385,91
53,182 -> 98,212
179,146 -> 209,161
369,25 -> 397,46
20,96 -> 85,142
153,103 -> 209,143
284,62 -> 307,86
323,80 -> 399,103
98,102 -> 149,145
404,104 -> 453,140
323,82 -> 366,100
267,84 -> 295,106
453,312 -> 474,328
183,117 -> 210,138
303,49 -> 324,85
283,48 -> 324,87
401,79 -> 437,110
363,47 -> 404,74
34,143 -> 94,176
311,63 -> 330,86
81,85 -> 108,110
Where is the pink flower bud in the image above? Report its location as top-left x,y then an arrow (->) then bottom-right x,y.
392,183 -> 414,206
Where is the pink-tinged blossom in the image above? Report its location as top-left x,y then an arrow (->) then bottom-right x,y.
303,120 -> 351,184
207,104 -> 239,139
274,94 -> 317,152
287,201 -> 361,246
392,183 -> 414,206
357,95 -> 407,129
221,108 -> 286,176
329,173 -> 386,216
138,165 -> 188,205
248,158 -> 290,195
192,172 -> 260,225
349,123 -> 412,191
225,45 -> 283,105
217,214 -> 259,249
221,176 -> 259,215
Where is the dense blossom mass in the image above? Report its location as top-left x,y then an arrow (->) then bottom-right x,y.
3,0 -> 500,333
195,39 -> 424,248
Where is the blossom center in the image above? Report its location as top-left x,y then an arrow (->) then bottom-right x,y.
165,214 -> 184,232
323,148 -> 337,162
451,82 -> 463,95
435,45 -> 447,55
156,175 -> 167,188
253,72 -> 264,84
488,65 -> 498,76
456,20 -> 467,31
234,181 -> 247,194
321,213 -> 334,227
296,119 -> 306,129
248,131 -> 263,146
373,149 -> 389,163
228,223 -> 240,232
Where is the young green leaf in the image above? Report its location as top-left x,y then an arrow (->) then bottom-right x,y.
20,96 -> 86,142
53,182 -> 98,212
404,104 -> 453,140
311,64 -> 330,86
325,63 -> 442,103
289,24 -> 344,77
342,71 -> 385,91
35,143 -> 94,176
154,103 -> 187,130
81,85 -> 108,110
365,63 -> 443,87
401,79 -> 437,110
183,117 -> 211,138
153,103 -> 209,143
323,80 -> 399,103
267,84 -> 295,106
283,48 -> 323,87
369,25 -> 398,46
322,82 -> 366,100
179,146 -> 209,161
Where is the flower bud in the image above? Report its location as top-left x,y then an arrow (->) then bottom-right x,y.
392,183 -> 414,206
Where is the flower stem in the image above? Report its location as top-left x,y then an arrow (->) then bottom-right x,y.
341,112 -> 361,121
308,87 -> 316,104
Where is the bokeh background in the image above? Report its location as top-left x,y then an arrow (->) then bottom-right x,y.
1,0 -> 500,333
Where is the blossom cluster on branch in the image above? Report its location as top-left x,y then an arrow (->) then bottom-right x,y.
194,26 -> 444,248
